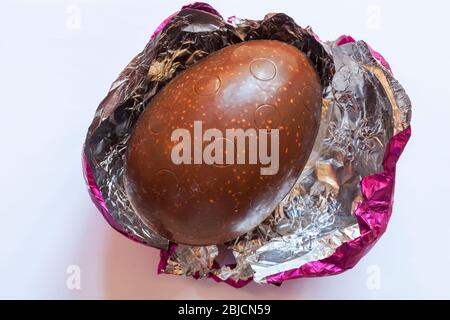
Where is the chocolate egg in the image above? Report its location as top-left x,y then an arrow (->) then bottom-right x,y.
125,40 -> 322,245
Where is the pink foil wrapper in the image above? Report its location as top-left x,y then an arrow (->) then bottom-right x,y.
265,126 -> 411,284
156,127 -> 411,286
83,2 -> 411,287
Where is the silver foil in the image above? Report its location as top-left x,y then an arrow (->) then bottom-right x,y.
84,9 -> 411,284
164,40 -> 411,283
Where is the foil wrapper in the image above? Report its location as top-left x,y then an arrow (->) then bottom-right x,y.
83,3 -> 411,286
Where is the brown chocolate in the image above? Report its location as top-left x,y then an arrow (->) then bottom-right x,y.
125,40 -> 322,245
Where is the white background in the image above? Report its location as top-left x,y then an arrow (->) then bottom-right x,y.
1,0 -> 449,299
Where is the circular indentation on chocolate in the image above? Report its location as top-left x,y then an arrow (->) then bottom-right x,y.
301,85 -> 313,97
151,169 -> 179,197
301,85 -> 321,110
250,58 -> 277,81
211,137 -> 234,168
148,113 -> 164,134
194,75 -> 221,96
254,104 -> 281,130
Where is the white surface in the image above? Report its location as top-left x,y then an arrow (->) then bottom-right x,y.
1,0 -> 449,299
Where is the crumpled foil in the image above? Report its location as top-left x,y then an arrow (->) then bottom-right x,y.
83,3 -> 411,286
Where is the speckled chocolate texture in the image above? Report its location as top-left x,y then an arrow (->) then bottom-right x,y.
125,40 -> 322,245
83,7 -> 335,249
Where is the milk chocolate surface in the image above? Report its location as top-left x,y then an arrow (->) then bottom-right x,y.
125,40 -> 322,245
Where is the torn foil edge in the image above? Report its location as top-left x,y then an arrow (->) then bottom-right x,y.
82,5 -> 412,285
163,39 -> 411,284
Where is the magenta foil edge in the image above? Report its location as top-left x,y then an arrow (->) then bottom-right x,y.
265,126 -> 411,284
83,2 -> 410,287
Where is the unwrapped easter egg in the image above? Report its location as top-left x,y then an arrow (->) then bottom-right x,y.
125,40 -> 322,245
